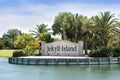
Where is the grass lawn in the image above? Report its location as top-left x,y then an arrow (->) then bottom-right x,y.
0,49 -> 37,58
0,49 -> 90,58
0,50 -> 17,57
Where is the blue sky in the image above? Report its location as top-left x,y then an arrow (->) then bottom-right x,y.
1,0 -> 120,7
0,0 -> 120,37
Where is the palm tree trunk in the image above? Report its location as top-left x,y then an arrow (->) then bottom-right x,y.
91,42 -> 95,51
84,36 -> 88,55
75,26 -> 78,42
104,40 -> 108,46
63,29 -> 67,40
101,40 -> 107,47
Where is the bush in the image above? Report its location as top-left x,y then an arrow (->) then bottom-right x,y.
35,52 -> 41,56
12,51 -> 24,57
89,47 -> 113,57
113,47 -> 120,57
0,38 -> 4,49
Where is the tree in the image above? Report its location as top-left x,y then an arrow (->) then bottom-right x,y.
79,16 -> 95,55
14,33 -> 34,49
52,12 -> 74,40
68,14 -> 82,42
30,24 -> 49,38
93,11 -> 118,47
66,14 -> 94,55
109,26 -> 120,47
3,29 -> 22,49
14,33 -> 39,55
38,33 -> 53,43
25,39 -> 39,56
0,38 -> 4,49
74,14 -> 82,42
52,12 -> 94,55
30,23 -> 53,43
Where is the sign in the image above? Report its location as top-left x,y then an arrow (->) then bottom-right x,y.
41,40 -> 83,56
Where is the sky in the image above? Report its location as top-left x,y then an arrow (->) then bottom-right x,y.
0,0 -> 120,37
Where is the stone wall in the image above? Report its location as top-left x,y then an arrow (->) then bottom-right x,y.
41,40 -> 83,56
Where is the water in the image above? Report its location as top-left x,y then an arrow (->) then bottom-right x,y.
0,58 -> 120,80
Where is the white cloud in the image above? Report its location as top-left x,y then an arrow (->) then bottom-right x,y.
0,2 -> 120,37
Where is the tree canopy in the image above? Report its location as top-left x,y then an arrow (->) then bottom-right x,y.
0,11 -> 120,56
2,29 -> 22,49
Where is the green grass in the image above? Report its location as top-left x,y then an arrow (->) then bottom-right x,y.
0,49 -> 91,58
0,49 -> 38,58
0,50 -> 17,57
83,50 -> 91,54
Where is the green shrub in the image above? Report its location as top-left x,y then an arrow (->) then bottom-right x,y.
113,47 -> 120,57
35,52 -> 41,56
12,51 -> 24,57
89,47 -> 113,57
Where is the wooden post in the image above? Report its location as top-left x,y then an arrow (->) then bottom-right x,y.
118,57 -> 120,64
56,59 -> 59,64
21,58 -> 24,65
66,59 -> 69,65
13,57 -> 15,64
36,59 -> 39,65
16,58 -> 18,64
45,59 -> 48,65
109,57 -> 111,64
27,59 -> 30,65
77,58 -> 79,64
88,58 -> 90,65
11,57 -> 13,63
8,57 -> 11,63
99,58 -> 101,65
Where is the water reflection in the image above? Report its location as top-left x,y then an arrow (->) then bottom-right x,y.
0,58 -> 120,80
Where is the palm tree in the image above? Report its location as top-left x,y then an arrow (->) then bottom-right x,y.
93,11 -> 118,47
110,26 -> 120,47
30,23 -> 49,38
30,23 -> 53,54
111,26 -> 120,36
73,14 -> 82,42
52,13 -> 95,55
30,23 -> 53,43
71,15 -> 95,54
52,12 -> 74,40
80,16 -> 95,55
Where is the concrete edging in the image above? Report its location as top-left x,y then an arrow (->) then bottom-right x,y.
8,56 -> 120,65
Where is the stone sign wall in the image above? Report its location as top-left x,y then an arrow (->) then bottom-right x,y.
41,40 -> 83,56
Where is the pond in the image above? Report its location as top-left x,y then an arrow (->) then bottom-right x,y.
0,58 -> 120,80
